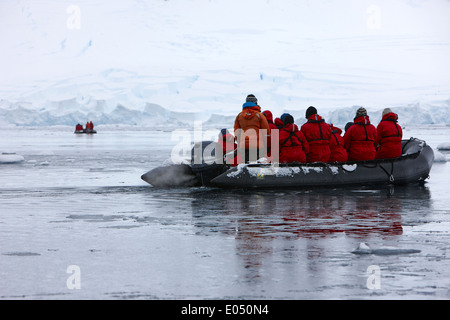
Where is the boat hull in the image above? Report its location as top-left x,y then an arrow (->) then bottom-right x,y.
74,130 -> 97,134
210,139 -> 434,189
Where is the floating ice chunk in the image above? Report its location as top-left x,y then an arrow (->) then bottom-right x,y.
432,149 -> 447,162
352,242 -> 421,255
359,242 -> 371,250
437,142 -> 450,150
2,252 -> 40,256
0,153 -> 24,164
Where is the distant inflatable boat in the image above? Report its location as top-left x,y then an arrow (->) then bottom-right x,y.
141,138 -> 434,189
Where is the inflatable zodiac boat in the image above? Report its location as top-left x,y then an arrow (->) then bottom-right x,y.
141,138 -> 434,189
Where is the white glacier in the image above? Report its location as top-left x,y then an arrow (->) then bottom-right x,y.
1,0 -> 450,127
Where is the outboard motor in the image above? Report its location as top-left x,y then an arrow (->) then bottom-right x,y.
190,141 -> 227,186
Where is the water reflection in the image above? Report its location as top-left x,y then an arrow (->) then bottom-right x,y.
191,185 -> 431,240
190,185 -> 431,282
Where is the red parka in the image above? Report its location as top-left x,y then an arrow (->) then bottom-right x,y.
274,117 -> 284,129
375,112 -> 403,159
218,132 -> 237,156
262,110 -> 277,131
300,114 -> 331,163
262,110 -> 278,152
329,125 -> 348,162
344,115 -> 377,161
279,123 -> 309,163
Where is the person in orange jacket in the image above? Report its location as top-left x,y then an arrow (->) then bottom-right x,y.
234,94 -> 270,163
375,108 -> 403,159
344,107 -> 377,161
301,106 -> 332,163
329,124 -> 348,162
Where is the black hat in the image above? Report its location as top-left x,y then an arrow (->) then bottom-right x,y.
246,94 -> 258,104
283,114 -> 294,125
305,106 -> 317,119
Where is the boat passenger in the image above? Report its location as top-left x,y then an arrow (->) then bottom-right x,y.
279,114 -> 309,164
280,113 -> 290,123
329,124 -> 348,162
85,121 -> 91,131
343,107 -> 377,161
89,121 -> 94,131
218,128 -> 238,165
300,106 -> 332,163
75,123 -> 83,131
375,108 -> 403,159
234,94 -> 270,163
345,122 -> 353,133
262,110 -> 277,131
274,117 -> 284,129
262,110 -> 278,156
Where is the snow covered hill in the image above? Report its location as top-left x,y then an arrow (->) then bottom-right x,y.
1,0 -> 450,127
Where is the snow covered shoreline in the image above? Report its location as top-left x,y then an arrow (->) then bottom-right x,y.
2,96 -> 450,128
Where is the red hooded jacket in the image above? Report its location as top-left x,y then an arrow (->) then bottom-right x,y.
300,114 -> 331,163
262,110 -> 278,152
375,112 -> 403,159
218,132 -> 239,166
344,115 -> 377,161
329,125 -> 348,162
262,110 -> 277,131
279,123 -> 309,163
218,132 -> 237,156
274,117 -> 284,129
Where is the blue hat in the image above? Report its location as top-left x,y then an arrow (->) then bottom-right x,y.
243,101 -> 257,109
280,113 -> 290,123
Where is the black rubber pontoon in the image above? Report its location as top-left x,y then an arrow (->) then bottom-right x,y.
210,138 -> 434,188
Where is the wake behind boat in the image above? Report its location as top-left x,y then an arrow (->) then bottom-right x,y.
141,138 -> 434,189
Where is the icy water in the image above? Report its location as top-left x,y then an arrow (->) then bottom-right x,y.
1,126 -> 450,300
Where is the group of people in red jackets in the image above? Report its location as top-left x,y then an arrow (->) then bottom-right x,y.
75,121 -> 95,132
219,94 -> 403,165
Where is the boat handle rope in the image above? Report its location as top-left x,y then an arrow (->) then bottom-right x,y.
379,161 -> 395,182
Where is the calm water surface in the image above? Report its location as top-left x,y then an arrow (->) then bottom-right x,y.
0,126 -> 449,299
